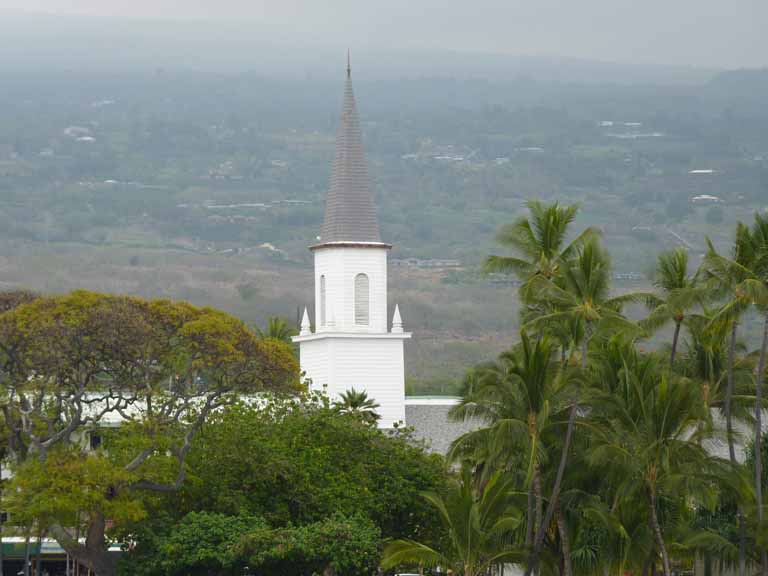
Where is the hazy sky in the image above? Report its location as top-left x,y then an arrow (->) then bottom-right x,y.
2,0 -> 767,68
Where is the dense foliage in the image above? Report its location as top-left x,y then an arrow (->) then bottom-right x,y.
124,512 -> 380,576
0,291 -> 299,576
117,393 -> 445,574
383,202 -> 768,576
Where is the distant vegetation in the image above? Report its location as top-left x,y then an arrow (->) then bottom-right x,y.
0,60 -> 767,392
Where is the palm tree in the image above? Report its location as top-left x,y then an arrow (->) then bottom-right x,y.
380,468 -> 525,576
642,248 -> 704,366
525,237 -> 651,369
449,334 -> 572,554
257,316 -> 298,343
485,200 -> 597,295
487,201 -> 599,363
588,352 -> 731,576
751,212 -> 768,576
679,309 -> 755,416
704,214 -> 768,575
518,238 -> 653,576
333,388 -> 381,425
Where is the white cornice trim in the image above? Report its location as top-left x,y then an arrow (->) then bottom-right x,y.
309,241 -> 392,251
292,331 -> 412,343
404,396 -> 461,406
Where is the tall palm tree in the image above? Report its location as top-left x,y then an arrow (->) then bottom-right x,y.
702,222 -> 762,576
333,388 -> 381,425
381,468 -> 525,576
526,237 -> 650,368
704,214 -> 768,576
588,353 -> 729,576
487,201 -> 599,362
449,335 -> 572,553
642,248 -> 704,366
578,339 -> 659,575
519,238 -> 653,576
679,309 -> 755,417
485,201 -> 596,285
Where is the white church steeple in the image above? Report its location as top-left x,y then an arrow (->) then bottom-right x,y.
293,59 -> 411,428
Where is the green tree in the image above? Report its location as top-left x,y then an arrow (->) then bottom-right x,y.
449,334 -> 572,561
588,352 -> 734,576
381,468 -> 524,576
642,248 -> 704,366
679,309 -> 755,418
333,388 -> 381,425
526,237 -> 650,368
234,514 -> 381,576
126,511 -> 380,576
153,512 -> 266,576
0,291 -> 299,576
257,316 -> 298,343
173,395 -> 445,542
485,200 -> 596,288
705,214 -> 768,574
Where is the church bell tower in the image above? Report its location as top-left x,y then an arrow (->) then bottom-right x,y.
292,60 -> 411,428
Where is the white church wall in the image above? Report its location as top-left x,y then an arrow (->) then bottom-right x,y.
299,334 -> 409,428
313,246 -> 388,333
297,336 -> 330,391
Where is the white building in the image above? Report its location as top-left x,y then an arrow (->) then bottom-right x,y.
293,62 -> 411,428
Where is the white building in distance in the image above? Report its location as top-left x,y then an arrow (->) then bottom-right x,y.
293,61 -> 411,428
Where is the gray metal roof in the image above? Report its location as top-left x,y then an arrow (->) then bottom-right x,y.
405,401 -> 480,455
318,66 -> 381,244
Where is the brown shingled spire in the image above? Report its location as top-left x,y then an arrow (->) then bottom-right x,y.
319,57 -> 381,244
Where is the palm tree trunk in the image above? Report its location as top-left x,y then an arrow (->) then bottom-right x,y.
641,551 -> 652,576
523,403 -> 578,576
725,320 -> 747,576
555,502 -> 573,576
648,490 -> 671,576
533,467 -> 543,541
581,323 -> 592,371
670,320 -> 682,366
526,477 -> 535,548
756,313 -> 768,576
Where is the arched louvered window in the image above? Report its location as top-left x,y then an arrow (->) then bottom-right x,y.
354,273 -> 370,325
320,275 -> 326,326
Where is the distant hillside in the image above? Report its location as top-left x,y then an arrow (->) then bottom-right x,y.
704,68 -> 768,114
0,41 -> 766,392
0,13 -> 717,86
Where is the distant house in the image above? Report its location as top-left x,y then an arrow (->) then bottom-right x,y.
691,194 -> 722,204
391,258 -> 462,269
63,125 -> 91,138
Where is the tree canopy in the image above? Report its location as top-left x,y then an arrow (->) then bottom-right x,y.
0,290 -> 299,576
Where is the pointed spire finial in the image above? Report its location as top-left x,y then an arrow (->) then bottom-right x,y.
319,50 -> 381,244
392,304 -> 403,333
300,307 -> 311,336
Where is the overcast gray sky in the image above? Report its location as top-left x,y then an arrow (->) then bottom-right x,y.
2,0 -> 766,68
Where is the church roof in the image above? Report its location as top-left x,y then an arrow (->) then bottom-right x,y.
319,61 -> 382,244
